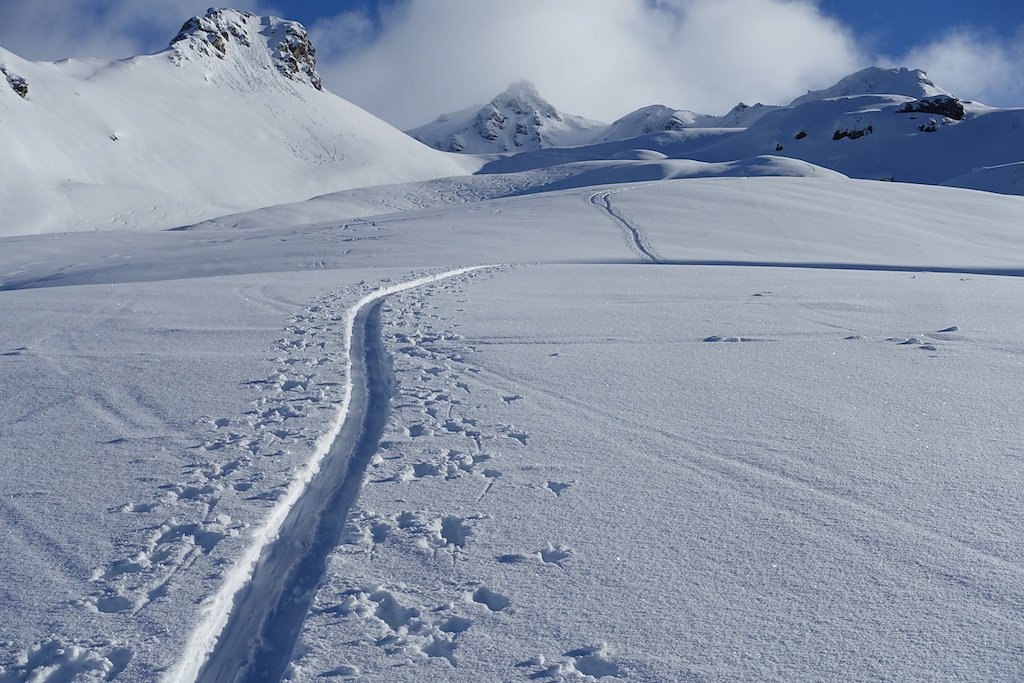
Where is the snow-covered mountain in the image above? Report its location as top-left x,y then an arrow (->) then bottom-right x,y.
0,9 -> 473,236
788,66 -> 949,106
407,80 -> 606,153
596,101 -> 778,143
472,67 -> 1024,196
689,67 -> 1024,189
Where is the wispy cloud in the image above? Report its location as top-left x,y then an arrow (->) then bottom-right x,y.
895,27 -> 1024,107
2,0 -> 1022,129
312,0 -> 866,128
0,1 -> 279,61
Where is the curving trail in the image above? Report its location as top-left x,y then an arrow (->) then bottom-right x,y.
589,190 -> 661,263
164,266 -> 490,683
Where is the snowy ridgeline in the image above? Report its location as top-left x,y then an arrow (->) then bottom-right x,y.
1,175 -> 1024,681
413,68 -> 1024,196
0,9 -> 474,237
3,14 -> 1024,240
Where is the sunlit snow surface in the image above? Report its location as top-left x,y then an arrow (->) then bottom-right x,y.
1,176 -> 1023,681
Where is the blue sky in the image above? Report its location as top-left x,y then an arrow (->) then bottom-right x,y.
276,0 -> 1024,59
1,0 -> 1021,127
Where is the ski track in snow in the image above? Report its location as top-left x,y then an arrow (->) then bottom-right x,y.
283,279 -> 630,681
588,189 -> 661,263
149,266 -> 494,683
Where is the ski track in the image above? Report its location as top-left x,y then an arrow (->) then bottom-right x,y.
163,266 -> 492,683
588,190 -> 661,263
284,279 -> 628,681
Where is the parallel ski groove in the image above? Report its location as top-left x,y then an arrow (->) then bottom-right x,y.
589,190 -> 661,263
164,266 -> 490,683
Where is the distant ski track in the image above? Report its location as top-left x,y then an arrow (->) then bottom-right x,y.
565,259 -> 1024,278
589,190 -> 661,263
164,266 -> 491,683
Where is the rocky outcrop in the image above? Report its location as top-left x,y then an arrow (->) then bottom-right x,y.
170,9 -> 322,90
172,10 -> 256,58
271,23 -> 322,91
897,95 -> 965,121
1,66 -> 28,98
833,125 -> 874,141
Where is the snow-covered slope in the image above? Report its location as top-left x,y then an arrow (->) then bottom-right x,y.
788,66 -> 949,106
0,9 -> 474,236
3,174 -> 1024,681
596,101 -> 778,143
407,80 -> 606,153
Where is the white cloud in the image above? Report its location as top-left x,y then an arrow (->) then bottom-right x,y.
0,1 -> 279,61
896,27 -> 1024,106
4,0 -> 1022,131
308,10 -> 376,63
313,0 -> 866,128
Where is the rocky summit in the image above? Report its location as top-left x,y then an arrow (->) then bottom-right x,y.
171,8 -> 322,90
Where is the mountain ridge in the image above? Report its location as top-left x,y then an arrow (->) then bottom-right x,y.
0,8 -> 473,236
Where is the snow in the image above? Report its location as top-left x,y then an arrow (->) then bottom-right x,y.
3,15 -> 1024,681
286,264 -> 1024,682
3,171 -> 1024,680
787,66 -> 949,107
596,102 -> 778,143
165,266 -> 488,683
407,80 -> 606,153
0,11 -> 474,237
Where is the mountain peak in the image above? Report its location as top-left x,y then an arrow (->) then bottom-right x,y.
790,66 -> 948,106
170,8 -> 322,90
503,79 -> 542,98
408,81 -> 604,153
490,79 -> 560,121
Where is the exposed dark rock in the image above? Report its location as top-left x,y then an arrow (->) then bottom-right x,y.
272,22 -> 322,91
1,66 -> 28,98
918,119 -> 940,133
794,130 -> 807,140
898,95 -> 965,121
172,10 -> 256,59
775,143 -> 784,151
833,125 -> 873,141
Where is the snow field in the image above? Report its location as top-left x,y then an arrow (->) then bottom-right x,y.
286,264 -> 1024,681
0,269 -> 478,681
2,174 -> 1023,681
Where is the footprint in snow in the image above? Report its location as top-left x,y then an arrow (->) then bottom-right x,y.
546,481 -> 573,497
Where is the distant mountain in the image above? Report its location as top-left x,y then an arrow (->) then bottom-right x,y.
409,84 -> 784,152
596,102 -> 778,143
0,9 -> 471,235
689,66 -> 1023,189
407,80 -> 606,153
474,66 -> 1024,197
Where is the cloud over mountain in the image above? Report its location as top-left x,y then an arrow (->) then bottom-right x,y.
313,0 -> 866,128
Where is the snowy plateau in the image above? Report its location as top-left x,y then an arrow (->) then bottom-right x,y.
1,7 -> 1024,683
